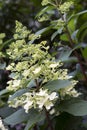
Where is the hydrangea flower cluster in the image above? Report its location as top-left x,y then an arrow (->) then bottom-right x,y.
51,19 -> 65,29
38,14 -> 49,22
6,21 -> 78,113
6,21 -> 72,91
9,89 -> 58,113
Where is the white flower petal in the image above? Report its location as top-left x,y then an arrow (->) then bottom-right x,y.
33,67 -> 41,74
49,63 -> 58,68
13,80 -> 20,87
45,102 -> 54,110
49,92 -> 58,100
36,89 -> 47,96
24,101 -> 33,113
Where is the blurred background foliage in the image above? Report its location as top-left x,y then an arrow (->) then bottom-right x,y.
0,0 -> 86,39
0,0 -> 42,38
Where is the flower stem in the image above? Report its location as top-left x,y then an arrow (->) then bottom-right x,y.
35,79 -> 40,91
44,107 -> 54,130
35,80 -> 54,130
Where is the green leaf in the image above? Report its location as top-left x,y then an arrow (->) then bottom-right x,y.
75,10 -> 87,17
68,18 -> 77,33
68,10 -> 87,22
0,38 -> 13,51
60,34 -> 69,42
9,88 -> 29,101
0,99 -> 5,107
0,89 -> 9,96
58,43 -> 87,62
54,112 -> 82,130
43,79 -> 72,92
36,6 -> 54,18
4,108 -> 45,127
82,47 -> 87,59
0,106 -> 15,118
76,22 -> 87,42
26,80 -> 36,88
29,27 -> 51,44
71,42 -> 87,51
0,62 -> 6,69
80,29 -> 87,42
58,49 -> 72,62
71,30 -> 78,42
51,27 -> 63,41
24,111 -> 45,130
4,109 -> 38,125
4,109 -> 28,125
58,99 -> 87,116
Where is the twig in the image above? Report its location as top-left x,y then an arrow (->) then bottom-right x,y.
44,107 -> 54,130
35,80 -> 54,130
35,79 -> 40,92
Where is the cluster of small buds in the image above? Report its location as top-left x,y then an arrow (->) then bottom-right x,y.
6,21 -> 79,114
59,1 -> 74,14
29,34 -> 41,41
14,21 -> 30,40
7,79 -> 21,91
8,89 -> 58,113
38,14 -> 49,22
59,80 -> 80,99
41,0 -> 50,6
56,19 -> 65,28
